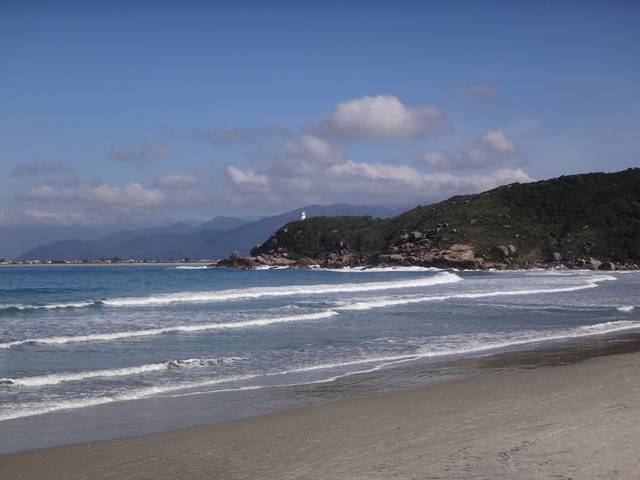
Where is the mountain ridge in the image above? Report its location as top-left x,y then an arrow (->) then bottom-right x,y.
247,168 -> 640,269
17,204 -> 398,261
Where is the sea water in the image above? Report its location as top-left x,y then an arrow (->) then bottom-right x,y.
0,265 -> 638,451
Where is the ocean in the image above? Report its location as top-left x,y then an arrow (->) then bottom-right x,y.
0,265 -> 638,452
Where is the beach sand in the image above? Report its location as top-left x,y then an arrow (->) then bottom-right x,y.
2,341 -> 640,479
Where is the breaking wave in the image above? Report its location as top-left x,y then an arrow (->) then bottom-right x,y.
617,305 -> 635,312
338,276 -> 617,310
2,316 -> 639,421
0,272 -> 461,313
0,357 -> 245,388
101,272 -> 462,307
0,311 -> 338,349
0,301 -> 100,313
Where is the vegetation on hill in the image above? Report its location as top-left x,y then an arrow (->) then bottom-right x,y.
253,168 -> 640,265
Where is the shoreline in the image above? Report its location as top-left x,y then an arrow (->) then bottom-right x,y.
2,333 -> 640,479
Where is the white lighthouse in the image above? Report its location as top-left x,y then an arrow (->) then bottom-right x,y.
300,211 -> 306,221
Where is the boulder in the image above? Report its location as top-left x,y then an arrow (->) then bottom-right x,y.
599,261 -> 616,271
376,254 -> 405,264
495,245 -> 510,260
228,250 -> 241,260
270,256 -> 296,266
295,257 -> 317,267
552,252 -> 562,262
588,258 -> 602,270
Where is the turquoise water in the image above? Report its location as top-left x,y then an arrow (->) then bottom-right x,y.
0,265 -> 638,448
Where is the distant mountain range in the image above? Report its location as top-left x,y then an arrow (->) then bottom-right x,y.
15,204 -> 399,261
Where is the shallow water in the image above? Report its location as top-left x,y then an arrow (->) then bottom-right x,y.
0,265 -> 638,451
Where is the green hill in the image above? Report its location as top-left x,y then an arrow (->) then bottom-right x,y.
251,168 -> 640,269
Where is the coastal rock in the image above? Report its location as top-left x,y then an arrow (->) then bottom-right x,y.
599,261 -> 616,271
375,254 -> 405,264
441,243 -> 476,261
294,257 -> 317,267
552,252 -> 562,262
588,258 -> 602,270
495,245 -> 510,260
216,254 -> 260,269
270,256 -> 296,266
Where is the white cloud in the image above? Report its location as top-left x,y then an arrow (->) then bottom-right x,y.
423,129 -> 519,169
331,161 -> 423,187
21,182 -> 167,212
154,174 -> 201,190
480,130 -> 517,154
197,97 -> 531,211
285,134 -> 336,161
109,143 -> 170,162
332,160 -> 532,191
308,95 -> 451,140
225,165 -> 270,189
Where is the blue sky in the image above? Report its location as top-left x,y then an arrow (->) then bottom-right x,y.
1,1 -> 639,225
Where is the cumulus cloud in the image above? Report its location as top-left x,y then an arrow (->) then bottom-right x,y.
423,129 -> 519,169
307,95 -> 452,140
109,143 -> 170,162
224,128 -> 532,208
226,165 -> 270,189
20,182 -> 167,213
220,91 -> 530,210
154,174 -> 201,190
480,130 -> 517,154
332,161 -> 531,191
10,161 -> 74,176
331,161 -> 423,187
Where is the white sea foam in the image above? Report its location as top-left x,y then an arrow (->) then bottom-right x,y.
3,316 -> 639,421
175,266 -> 209,270
0,301 -> 98,312
0,356 -> 419,421
0,357 -> 246,388
0,272 -> 460,313
617,305 -> 635,312
338,276 -> 617,310
0,311 -> 338,349
0,373 -> 262,421
1,364 -> 168,387
101,272 -> 461,307
313,266 -> 446,273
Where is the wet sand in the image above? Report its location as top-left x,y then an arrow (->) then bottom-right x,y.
2,338 -> 640,479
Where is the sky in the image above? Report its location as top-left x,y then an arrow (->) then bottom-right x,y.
1,0 -> 639,226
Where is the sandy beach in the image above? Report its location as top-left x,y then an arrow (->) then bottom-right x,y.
2,341 -> 639,480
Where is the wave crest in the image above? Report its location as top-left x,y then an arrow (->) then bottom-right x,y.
0,311 -> 338,349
